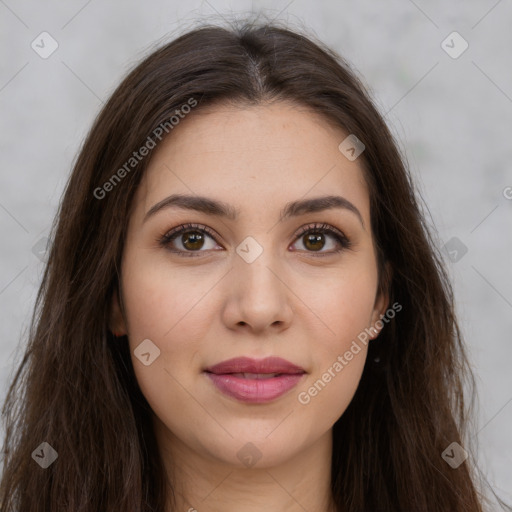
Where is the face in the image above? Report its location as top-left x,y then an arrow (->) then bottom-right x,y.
111,101 -> 388,470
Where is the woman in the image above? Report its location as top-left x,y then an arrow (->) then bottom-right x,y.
1,19 -> 508,512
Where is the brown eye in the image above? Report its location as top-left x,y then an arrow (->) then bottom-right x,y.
181,231 -> 206,251
302,232 -> 326,251
291,223 -> 351,255
159,223 -> 220,257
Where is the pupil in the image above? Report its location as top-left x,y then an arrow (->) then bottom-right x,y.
305,233 -> 324,251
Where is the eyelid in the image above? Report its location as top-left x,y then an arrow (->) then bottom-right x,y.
292,222 -> 348,242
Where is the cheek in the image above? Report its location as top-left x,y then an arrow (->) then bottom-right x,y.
120,251 -> 224,398
121,252 -> 218,342
294,260 -> 377,418
122,260 -> 208,433
296,346 -> 367,428
295,279 -> 373,424
304,257 -> 379,344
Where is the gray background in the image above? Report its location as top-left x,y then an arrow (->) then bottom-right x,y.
1,0 -> 511,506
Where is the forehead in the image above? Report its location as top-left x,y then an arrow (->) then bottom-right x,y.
133,101 -> 370,223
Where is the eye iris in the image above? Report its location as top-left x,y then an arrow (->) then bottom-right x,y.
182,231 -> 205,250
304,232 -> 324,251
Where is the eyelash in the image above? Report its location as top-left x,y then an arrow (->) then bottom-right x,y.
158,222 -> 352,258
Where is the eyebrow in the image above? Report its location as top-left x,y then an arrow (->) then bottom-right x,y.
144,193 -> 364,228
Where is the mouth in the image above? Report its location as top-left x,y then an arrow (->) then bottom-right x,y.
204,357 -> 306,403
204,356 -> 305,375
226,372 -> 286,379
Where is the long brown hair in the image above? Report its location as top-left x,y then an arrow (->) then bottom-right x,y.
1,18 -> 508,511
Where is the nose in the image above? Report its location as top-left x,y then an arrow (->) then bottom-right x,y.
221,246 -> 294,334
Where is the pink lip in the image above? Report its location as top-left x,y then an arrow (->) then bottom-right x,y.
204,356 -> 306,404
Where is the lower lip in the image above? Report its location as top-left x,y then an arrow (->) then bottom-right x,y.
205,372 -> 305,403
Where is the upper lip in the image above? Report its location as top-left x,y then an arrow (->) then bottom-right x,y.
204,356 -> 306,375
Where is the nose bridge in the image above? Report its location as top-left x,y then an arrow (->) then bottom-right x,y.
227,233 -> 293,331
235,234 -> 283,296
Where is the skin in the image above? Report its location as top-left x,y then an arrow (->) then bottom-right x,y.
110,101 -> 389,512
